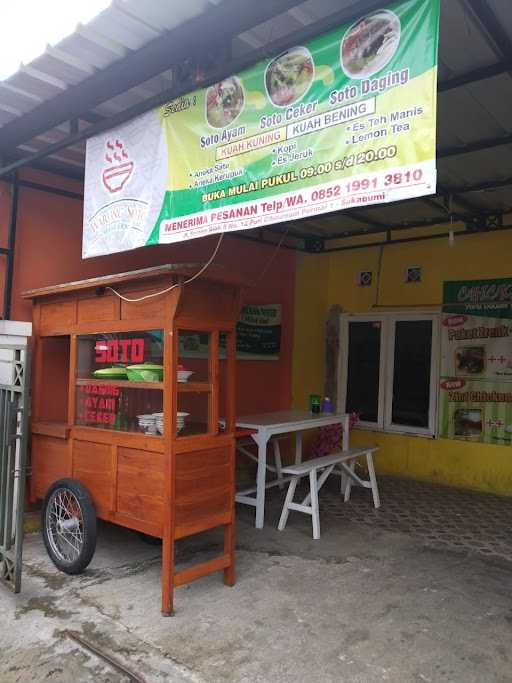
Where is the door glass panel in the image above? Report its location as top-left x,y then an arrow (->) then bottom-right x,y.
177,392 -> 209,437
76,330 -> 163,380
346,321 -> 381,422
219,331 -> 232,431
178,330 -> 210,383
75,330 -> 164,433
391,320 -> 432,428
75,385 -> 163,433
38,336 -> 70,422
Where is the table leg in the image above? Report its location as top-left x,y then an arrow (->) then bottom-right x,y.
272,438 -> 284,489
254,434 -> 268,529
295,431 -> 303,465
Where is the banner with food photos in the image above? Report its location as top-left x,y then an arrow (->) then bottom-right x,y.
83,0 -> 440,258
439,279 -> 512,445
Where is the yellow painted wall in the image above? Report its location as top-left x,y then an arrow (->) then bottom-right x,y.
292,251 -> 329,410
292,227 -> 512,495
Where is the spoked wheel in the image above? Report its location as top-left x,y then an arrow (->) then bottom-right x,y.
42,479 -> 97,574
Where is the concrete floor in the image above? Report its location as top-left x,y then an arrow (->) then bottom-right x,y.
2,485 -> 512,683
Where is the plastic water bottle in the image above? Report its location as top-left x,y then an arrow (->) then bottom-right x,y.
322,397 -> 333,413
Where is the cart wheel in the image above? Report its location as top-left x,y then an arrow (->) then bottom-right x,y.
42,478 -> 97,575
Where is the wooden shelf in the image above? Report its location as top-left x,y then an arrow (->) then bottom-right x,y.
32,421 -> 71,439
76,378 -> 163,390
177,381 -> 211,393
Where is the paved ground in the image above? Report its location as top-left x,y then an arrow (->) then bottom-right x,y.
2,478 -> 512,683
321,475 -> 512,564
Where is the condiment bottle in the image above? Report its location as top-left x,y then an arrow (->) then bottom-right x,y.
322,397 -> 333,413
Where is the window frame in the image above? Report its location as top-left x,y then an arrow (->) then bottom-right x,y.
339,312 -> 440,437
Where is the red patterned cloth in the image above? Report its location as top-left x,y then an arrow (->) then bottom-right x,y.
310,412 -> 360,457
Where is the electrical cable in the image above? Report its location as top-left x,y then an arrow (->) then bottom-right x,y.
373,243 -> 385,307
106,221 -> 290,302
248,226 -> 290,287
105,233 -> 224,303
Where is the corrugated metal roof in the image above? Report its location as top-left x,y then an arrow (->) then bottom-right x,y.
0,0 -> 213,124
0,0 -> 511,246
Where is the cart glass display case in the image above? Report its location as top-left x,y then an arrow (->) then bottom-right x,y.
75,329 -> 164,432
24,264 -> 242,615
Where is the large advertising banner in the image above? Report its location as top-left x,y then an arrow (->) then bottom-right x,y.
439,279 -> 512,445
83,0 -> 440,258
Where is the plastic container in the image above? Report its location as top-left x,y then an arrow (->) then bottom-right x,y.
322,397 -> 333,413
126,363 -> 164,382
93,367 -> 127,380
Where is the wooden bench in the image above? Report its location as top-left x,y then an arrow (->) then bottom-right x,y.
277,446 -> 380,540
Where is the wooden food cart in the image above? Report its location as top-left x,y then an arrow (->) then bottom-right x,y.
24,263 -> 241,615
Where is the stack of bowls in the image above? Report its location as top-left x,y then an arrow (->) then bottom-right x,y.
153,412 -> 164,434
149,412 -> 190,434
177,411 -> 190,433
137,414 -> 156,434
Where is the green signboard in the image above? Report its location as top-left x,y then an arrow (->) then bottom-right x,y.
439,279 -> 512,445
236,305 -> 281,358
178,305 -> 281,360
83,0 -> 440,257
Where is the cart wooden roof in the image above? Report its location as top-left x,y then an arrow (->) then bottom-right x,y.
22,263 -> 247,299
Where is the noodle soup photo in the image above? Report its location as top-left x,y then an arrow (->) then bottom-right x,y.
265,47 -> 314,107
341,10 -> 401,79
205,76 -> 245,128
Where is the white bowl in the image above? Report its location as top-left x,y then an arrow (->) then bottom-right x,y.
177,371 -> 194,383
137,414 -> 156,425
137,414 -> 157,435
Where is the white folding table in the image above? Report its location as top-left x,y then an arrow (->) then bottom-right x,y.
235,410 -> 349,528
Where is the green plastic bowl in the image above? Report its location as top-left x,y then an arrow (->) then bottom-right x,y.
93,367 -> 128,380
126,363 -> 164,382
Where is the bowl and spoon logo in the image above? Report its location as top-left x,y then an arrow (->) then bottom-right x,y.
102,139 -> 135,193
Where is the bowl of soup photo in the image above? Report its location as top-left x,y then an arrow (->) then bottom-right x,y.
341,10 -> 401,79
265,46 -> 315,107
206,76 -> 245,128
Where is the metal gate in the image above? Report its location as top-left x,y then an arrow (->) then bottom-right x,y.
0,344 -> 31,593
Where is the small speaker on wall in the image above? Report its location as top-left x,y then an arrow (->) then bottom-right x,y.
358,271 -> 373,287
405,266 -> 422,283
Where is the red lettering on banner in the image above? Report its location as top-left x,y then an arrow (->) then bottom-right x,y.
80,410 -> 116,425
95,338 -> 145,364
442,315 -> 468,327
95,341 -> 108,363
119,339 -> 131,362
440,379 -> 466,391
132,339 -> 145,362
106,343 -> 117,363
80,384 -> 120,397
